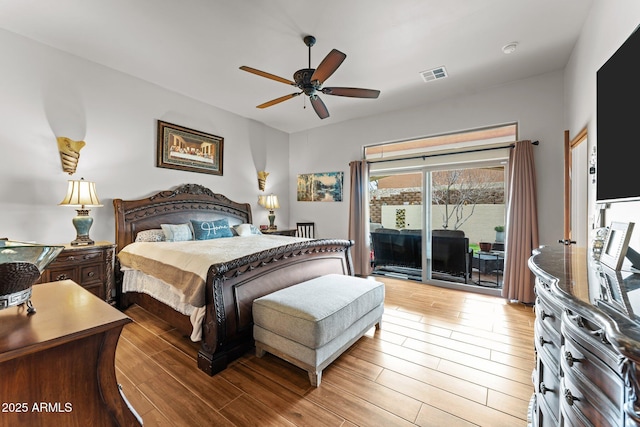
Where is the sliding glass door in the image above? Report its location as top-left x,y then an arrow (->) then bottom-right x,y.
369,162 -> 507,290
366,123 -> 514,291
370,171 -> 424,281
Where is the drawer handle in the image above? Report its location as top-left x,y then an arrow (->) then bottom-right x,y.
593,329 -> 611,345
540,382 -> 553,395
565,310 -> 585,328
68,256 -> 76,261
88,271 -> 95,278
540,310 -> 554,321
56,274 -> 69,281
539,336 -> 551,347
564,351 -> 584,367
564,389 -> 580,406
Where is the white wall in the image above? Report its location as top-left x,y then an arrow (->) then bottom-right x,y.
289,71 -> 567,246
0,29 -> 290,245
5,1 -> 639,252
564,1 -> 640,251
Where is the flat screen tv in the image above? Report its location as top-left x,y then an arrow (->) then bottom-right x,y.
597,24 -> 640,203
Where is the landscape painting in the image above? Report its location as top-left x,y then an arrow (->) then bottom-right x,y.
297,171 -> 344,202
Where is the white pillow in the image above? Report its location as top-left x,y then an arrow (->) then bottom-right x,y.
161,223 -> 194,242
135,229 -> 166,242
233,223 -> 262,236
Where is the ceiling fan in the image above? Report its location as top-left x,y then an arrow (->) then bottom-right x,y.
240,35 -> 380,119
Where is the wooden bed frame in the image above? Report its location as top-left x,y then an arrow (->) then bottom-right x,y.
113,183 -> 354,375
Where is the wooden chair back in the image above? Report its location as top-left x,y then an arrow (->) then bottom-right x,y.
296,222 -> 315,238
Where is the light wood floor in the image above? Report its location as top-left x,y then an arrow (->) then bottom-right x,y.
115,276 -> 535,427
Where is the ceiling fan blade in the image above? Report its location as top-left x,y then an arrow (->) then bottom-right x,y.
310,49 -> 346,84
256,92 -> 301,109
240,66 -> 296,86
310,95 -> 329,119
322,87 -> 381,98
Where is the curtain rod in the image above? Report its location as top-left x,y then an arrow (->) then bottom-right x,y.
366,140 -> 539,164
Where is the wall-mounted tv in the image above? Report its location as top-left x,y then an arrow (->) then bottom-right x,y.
597,24 -> 640,203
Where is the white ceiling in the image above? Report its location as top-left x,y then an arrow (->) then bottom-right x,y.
0,0 -> 593,134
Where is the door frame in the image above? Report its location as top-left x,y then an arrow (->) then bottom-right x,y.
564,127 -> 588,242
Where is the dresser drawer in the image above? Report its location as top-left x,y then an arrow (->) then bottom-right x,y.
535,291 -> 563,335
560,311 -> 626,415
535,317 -> 561,371
80,264 -> 104,284
562,308 -> 626,376
51,248 -> 104,265
534,392 -> 559,427
535,342 -> 561,421
560,370 -> 622,427
46,266 -> 78,282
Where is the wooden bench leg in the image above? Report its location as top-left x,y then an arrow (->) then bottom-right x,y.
256,343 -> 266,358
309,370 -> 322,387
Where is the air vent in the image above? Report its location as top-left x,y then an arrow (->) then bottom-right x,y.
420,66 -> 448,82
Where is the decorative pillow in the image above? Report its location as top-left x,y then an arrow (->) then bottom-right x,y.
190,218 -> 234,240
135,229 -> 166,242
161,223 -> 194,242
233,223 -> 263,236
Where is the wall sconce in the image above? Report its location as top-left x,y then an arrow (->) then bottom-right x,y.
59,178 -> 103,246
57,137 -> 86,175
257,171 -> 269,191
263,194 -> 280,230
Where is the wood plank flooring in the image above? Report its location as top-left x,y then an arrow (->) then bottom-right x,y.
115,276 -> 535,426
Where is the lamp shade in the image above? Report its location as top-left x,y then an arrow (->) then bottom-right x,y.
59,179 -> 103,208
264,194 -> 279,210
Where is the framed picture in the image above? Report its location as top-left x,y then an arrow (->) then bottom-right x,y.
600,221 -> 635,270
156,120 -> 223,175
297,172 -> 344,202
597,265 -> 634,316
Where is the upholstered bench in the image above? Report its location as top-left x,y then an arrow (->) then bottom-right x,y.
252,274 -> 384,386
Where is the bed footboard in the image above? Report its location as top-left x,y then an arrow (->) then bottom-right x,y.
196,239 -> 354,375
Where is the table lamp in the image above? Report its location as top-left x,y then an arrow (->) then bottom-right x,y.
59,178 -> 103,246
264,194 -> 279,230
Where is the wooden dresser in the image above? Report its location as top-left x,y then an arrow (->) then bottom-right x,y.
0,280 -> 141,426
529,245 -> 640,427
38,241 -> 116,304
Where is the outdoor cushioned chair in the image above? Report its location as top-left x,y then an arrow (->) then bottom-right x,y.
431,229 -> 473,283
371,228 -> 472,282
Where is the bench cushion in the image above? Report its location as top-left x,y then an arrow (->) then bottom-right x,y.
252,274 -> 384,349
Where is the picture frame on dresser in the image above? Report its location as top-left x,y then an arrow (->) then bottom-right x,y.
597,265 -> 635,317
600,221 -> 635,270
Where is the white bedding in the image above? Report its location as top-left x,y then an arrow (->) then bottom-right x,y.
118,234 -> 310,341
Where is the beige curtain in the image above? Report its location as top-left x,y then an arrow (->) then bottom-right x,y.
502,140 -> 539,303
348,160 -> 371,276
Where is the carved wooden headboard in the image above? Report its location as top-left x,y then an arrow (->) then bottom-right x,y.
112,184 -> 252,254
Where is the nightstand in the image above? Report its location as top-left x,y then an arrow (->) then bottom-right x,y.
38,241 -> 116,304
261,228 -> 297,237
